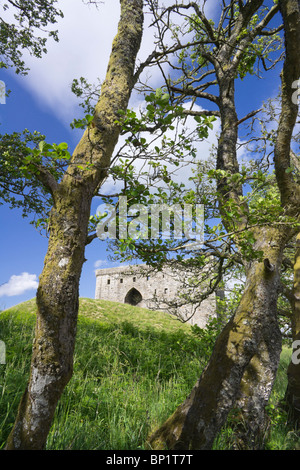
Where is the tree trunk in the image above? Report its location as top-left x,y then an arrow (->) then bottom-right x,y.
215,75 -> 279,449
5,0 -> 144,450
273,0 -> 300,431
284,232 -> 300,427
144,0 -> 288,450
146,0 -> 300,451
231,335 -> 281,449
5,185 -> 93,449
147,227 -> 286,450
147,70 -> 285,450
234,0 -> 300,444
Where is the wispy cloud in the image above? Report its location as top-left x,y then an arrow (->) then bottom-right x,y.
15,0 -> 121,125
0,273 -> 38,297
94,259 -> 130,271
13,0 -> 220,127
14,0 -> 159,126
94,259 -> 109,269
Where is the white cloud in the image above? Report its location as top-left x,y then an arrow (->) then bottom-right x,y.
15,0 -> 121,125
14,0 -> 161,126
94,259 -> 129,272
94,259 -> 108,269
13,0 -> 220,127
0,273 -> 39,297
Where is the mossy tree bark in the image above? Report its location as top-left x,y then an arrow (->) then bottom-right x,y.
215,63 -> 284,451
147,0 -> 298,450
233,341 -> 280,448
5,0 -> 144,450
235,0 -> 300,445
148,224 -> 288,450
273,0 -> 300,429
284,233 -> 300,426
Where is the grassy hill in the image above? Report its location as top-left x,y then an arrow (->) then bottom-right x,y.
0,298 -> 297,450
0,298 -> 207,450
4,297 -> 195,332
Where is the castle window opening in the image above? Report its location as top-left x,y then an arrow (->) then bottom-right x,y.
107,279 -> 110,285
124,288 -> 142,306
120,278 -> 123,283
133,277 -> 136,282
164,288 -> 168,294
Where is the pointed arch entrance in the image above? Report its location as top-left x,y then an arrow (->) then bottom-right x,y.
124,288 -> 142,306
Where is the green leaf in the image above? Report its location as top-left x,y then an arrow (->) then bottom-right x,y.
58,142 -> 68,150
38,141 -> 45,152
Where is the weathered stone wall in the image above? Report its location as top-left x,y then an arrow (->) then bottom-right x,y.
95,264 -> 217,327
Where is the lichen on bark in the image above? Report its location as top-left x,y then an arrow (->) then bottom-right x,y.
5,0 -> 144,450
148,228 -> 287,450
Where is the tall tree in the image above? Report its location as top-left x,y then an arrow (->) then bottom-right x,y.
132,0 -> 300,449
4,0 -> 144,450
274,0 -> 300,429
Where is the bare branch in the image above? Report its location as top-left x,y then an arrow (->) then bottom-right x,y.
235,108 -> 262,127
170,84 -> 219,104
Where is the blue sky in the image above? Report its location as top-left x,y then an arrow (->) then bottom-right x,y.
0,0 -> 124,309
0,70 -> 107,309
0,0 -> 284,310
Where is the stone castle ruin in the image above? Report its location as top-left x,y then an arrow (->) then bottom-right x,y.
95,264 -> 217,328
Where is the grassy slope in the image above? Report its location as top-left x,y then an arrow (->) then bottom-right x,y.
3,297 -> 193,330
0,298 -> 297,450
0,298 -> 204,450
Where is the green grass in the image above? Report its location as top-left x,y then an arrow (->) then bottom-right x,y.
0,298 -> 206,450
0,298 -> 299,450
264,348 -> 300,450
212,347 -> 300,450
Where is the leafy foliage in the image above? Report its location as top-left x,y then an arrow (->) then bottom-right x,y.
0,0 -> 63,74
0,129 -> 71,230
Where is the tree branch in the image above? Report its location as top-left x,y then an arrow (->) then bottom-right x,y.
183,109 -> 221,118
33,165 -> 59,200
170,85 -> 219,104
86,232 -> 98,245
235,108 -> 262,127
274,0 -> 300,211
